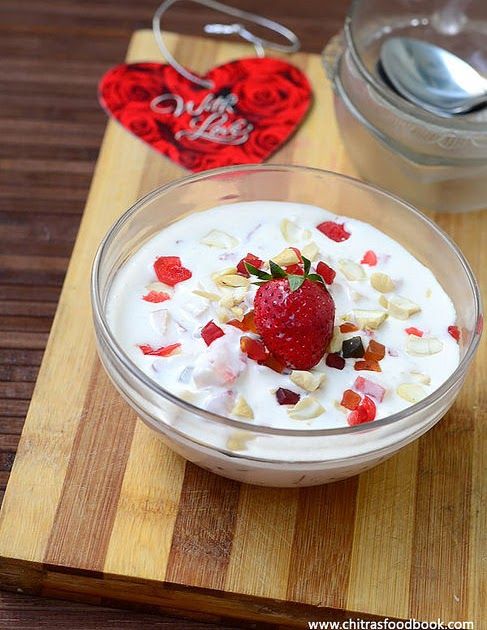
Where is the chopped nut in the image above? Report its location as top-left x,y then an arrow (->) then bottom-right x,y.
396,383 -> 428,404
388,295 -> 421,320
192,289 -> 220,301
227,431 -> 254,451
342,309 -> 388,330
302,241 -> 319,261
211,267 -> 237,282
280,218 -> 311,243
370,272 -> 395,293
290,370 -> 325,392
149,309 -> 169,334
215,274 -> 250,288
271,247 -> 301,267
329,326 -> 343,353
338,259 -> 366,281
216,307 -> 233,323
231,395 -> 254,419
406,335 -> 443,356
200,229 -> 238,249
288,397 -> 325,420
410,370 -> 431,385
146,281 -> 174,294
230,306 -> 244,320
378,295 -> 389,308
219,287 -> 247,308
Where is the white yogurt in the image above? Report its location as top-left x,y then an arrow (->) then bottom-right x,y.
107,201 -> 459,435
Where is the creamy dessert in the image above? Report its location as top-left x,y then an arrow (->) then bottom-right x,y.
107,201 -> 460,432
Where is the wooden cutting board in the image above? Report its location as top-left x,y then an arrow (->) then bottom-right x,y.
0,30 -> 485,627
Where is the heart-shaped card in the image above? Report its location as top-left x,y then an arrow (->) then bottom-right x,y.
99,59 -> 312,172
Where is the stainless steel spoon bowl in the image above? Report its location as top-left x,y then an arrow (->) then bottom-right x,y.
380,37 -> 487,116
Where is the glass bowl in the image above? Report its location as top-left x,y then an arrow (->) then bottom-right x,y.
323,0 -> 487,213
91,164 -> 482,487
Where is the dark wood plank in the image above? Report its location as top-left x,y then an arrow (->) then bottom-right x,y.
0,0 -> 349,626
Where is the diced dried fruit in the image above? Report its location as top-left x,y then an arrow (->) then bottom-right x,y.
276,387 -> 300,405
240,336 -> 268,362
326,353 -> 345,370
154,256 -> 192,286
149,309 -> 169,335
370,272 -> 395,293
302,241 -> 319,261
290,370 -> 325,392
396,383 -> 428,404
280,218 -> 311,243
227,310 -> 257,333
316,261 -> 336,284
448,325 -> 461,342
406,335 -> 443,356
343,309 -> 387,330
317,221 -> 351,242
143,290 -> 170,303
354,359 -> 381,372
405,327 -> 423,337
347,396 -> 376,425
192,288 -> 220,301
338,259 -> 366,281
388,295 -> 421,320
340,322 -> 359,333
410,371 -> 431,385
231,395 -> 254,419
361,250 -> 378,266
341,389 -> 361,410
200,229 -> 238,249
237,252 -> 263,277
364,339 -> 386,361
329,327 -> 343,353
138,343 -> 181,357
342,336 -> 365,358
271,247 -> 301,267
262,354 -> 287,373
201,321 -> 224,346
353,376 -> 386,402
288,396 -> 325,420
227,431 -> 253,451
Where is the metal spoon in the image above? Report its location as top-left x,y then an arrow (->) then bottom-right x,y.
380,37 -> 487,116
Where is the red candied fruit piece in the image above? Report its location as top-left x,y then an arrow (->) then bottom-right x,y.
201,321 -> 224,346
326,353 -> 345,370
138,343 -> 181,357
364,339 -> 386,362
276,387 -> 300,405
262,353 -> 287,374
360,250 -> 378,266
142,290 -> 170,303
347,395 -> 376,426
237,252 -> 264,277
285,264 -> 304,276
316,261 -> 336,285
353,376 -> 385,403
316,221 -> 351,242
341,389 -> 361,411
405,327 -> 423,337
154,256 -> 192,286
290,247 -> 303,263
448,325 -> 461,342
354,359 -> 382,372
340,322 -> 359,333
227,310 -> 257,333
240,336 -> 268,362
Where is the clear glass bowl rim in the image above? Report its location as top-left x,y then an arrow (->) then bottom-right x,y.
91,163 -> 483,438
344,0 -> 487,134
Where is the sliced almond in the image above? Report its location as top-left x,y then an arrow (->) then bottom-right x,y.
219,286 -> 247,308
342,309 -> 387,330
149,309 -> 169,335
406,335 -> 443,356
290,370 -> 325,392
200,229 -> 238,249
216,306 -> 233,324
329,326 -> 343,353
192,289 -> 220,301
288,397 -> 325,420
271,247 -> 301,267
280,218 -> 311,243
410,370 -> 431,386
146,281 -> 173,294
302,241 -> 319,261
338,259 -> 366,281
211,267 -> 237,282
370,272 -> 395,293
396,383 -> 428,404
216,274 -> 250,288
388,295 -> 421,320
227,430 -> 254,451
231,395 -> 254,419
378,295 -> 389,309
230,306 -> 244,320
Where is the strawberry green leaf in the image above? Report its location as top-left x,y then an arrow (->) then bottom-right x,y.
245,262 -> 271,280
288,274 -> 306,292
303,256 -> 311,275
307,273 -> 326,286
269,261 -> 287,278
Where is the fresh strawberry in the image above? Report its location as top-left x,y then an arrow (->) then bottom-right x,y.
154,256 -> 192,286
247,257 -> 335,370
237,253 -> 263,277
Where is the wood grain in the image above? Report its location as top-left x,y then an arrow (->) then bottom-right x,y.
0,8 -> 485,630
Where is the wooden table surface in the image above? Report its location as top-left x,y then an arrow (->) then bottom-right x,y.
0,1 -> 349,627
